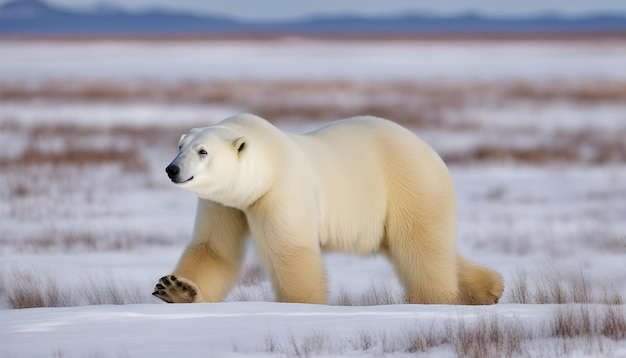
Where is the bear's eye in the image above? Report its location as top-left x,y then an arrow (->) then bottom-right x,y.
198,149 -> 208,156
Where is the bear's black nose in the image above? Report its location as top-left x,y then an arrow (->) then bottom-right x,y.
165,164 -> 180,179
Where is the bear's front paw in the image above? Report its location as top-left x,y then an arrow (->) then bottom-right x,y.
152,275 -> 201,303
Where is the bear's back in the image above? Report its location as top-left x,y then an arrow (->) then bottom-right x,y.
294,116 -> 441,254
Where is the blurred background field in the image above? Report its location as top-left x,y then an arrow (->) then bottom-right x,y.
1,38 -> 624,260
1,0 -> 625,356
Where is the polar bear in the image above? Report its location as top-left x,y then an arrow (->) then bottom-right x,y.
153,113 -> 503,305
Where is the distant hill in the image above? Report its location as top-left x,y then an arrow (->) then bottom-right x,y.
1,0 -> 625,35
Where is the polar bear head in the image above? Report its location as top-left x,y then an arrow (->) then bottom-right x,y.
165,125 -> 269,209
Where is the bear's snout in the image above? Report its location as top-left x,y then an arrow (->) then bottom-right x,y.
166,164 -> 180,179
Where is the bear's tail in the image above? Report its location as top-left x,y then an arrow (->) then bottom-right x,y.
456,255 -> 504,305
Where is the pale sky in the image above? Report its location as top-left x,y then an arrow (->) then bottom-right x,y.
7,0 -> 626,20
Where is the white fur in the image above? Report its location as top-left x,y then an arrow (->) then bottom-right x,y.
158,114 -> 503,305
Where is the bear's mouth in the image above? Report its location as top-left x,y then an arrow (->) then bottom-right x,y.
172,176 -> 194,184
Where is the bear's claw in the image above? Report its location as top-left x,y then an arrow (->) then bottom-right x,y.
152,275 -> 199,303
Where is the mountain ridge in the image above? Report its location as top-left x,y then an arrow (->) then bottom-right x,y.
1,0 -> 625,35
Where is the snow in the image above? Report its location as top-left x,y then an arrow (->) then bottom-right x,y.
0,302 -> 561,357
1,39 -> 626,82
0,100 -> 239,128
3,302 -> 625,357
1,39 -> 625,357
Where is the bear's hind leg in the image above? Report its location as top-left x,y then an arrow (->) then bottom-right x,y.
385,225 -> 459,304
456,255 -> 503,305
387,250 -> 459,304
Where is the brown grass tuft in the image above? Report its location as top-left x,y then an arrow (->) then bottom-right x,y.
507,269 -> 531,304
4,80 -> 626,166
504,81 -> 626,103
442,132 -> 626,165
264,333 -> 281,354
79,273 -> 144,305
0,230 -> 177,253
334,284 -> 404,306
4,79 -> 626,105
551,304 -> 626,342
506,268 -> 623,305
552,306 -> 595,339
0,268 -> 152,309
403,323 -> 447,354
0,122 -> 187,173
451,315 -> 529,358
9,183 -> 30,198
601,304 -> 626,340
353,331 -> 375,351
249,305 -> 626,357
0,146 -> 149,172
0,269 -> 69,309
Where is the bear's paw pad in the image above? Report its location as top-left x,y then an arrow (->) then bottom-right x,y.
152,275 -> 198,303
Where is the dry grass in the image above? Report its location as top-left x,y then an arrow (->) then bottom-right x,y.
450,315 -> 529,358
352,331 -> 375,351
0,123 -> 179,172
3,80 -> 625,166
600,304 -> 626,340
0,268 -> 151,309
506,268 -> 625,305
344,325 -> 449,355
255,306 -> 625,357
79,273 -> 145,305
334,284 -> 404,306
0,146 -> 148,172
0,229 -> 177,253
3,79 -> 626,105
443,128 -> 626,165
291,331 -> 336,358
0,269 -> 70,309
468,222 -> 626,257
503,81 -> 626,103
260,331 -> 341,358
551,305 -> 626,341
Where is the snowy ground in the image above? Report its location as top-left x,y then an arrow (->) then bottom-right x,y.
0,39 -> 625,357
1,39 -> 626,83
1,302 -> 608,358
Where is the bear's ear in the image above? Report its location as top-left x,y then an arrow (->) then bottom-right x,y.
232,136 -> 247,157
